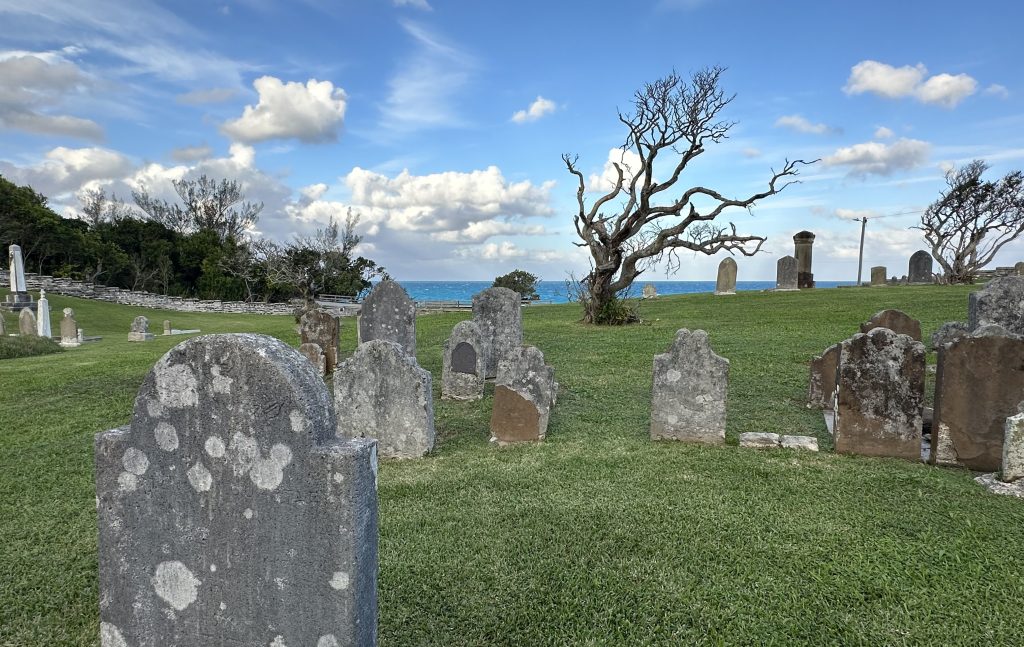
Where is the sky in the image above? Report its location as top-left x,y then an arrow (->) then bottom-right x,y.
1,0 -> 1023,282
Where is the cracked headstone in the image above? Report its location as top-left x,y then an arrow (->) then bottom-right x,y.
472,286 -> 523,379
650,329 -> 729,444
775,256 -> 798,291
715,257 -> 737,295
300,308 -> 341,373
298,342 -> 327,377
807,343 -> 840,410
357,280 -> 416,357
19,308 -> 36,336
490,345 -> 556,443
442,320 -> 489,401
908,250 -> 933,284
860,309 -> 922,341
60,308 -> 80,347
128,315 -> 154,342
95,333 -> 379,647
967,276 -> 1024,335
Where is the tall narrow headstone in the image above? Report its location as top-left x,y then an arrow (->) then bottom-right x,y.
1003,410 -> 1024,482
298,342 -> 327,376
807,343 -> 840,410
491,345 -> 556,443
357,280 -> 416,356
300,308 -> 341,373
860,309 -> 922,341
0,312 -> 5,336
3,244 -> 35,312
442,320 -> 489,401
715,257 -> 737,295
128,315 -> 154,342
908,251 -> 933,284
1016,262 -> 1024,277
967,276 -> 1024,335
19,308 -> 37,336
793,231 -> 815,288
60,308 -> 80,347
95,333 -> 378,647
870,266 -> 887,286
472,287 -> 523,379
163,320 -> 172,335
775,256 -> 798,291
650,329 -> 729,444
834,328 -> 925,460
36,290 -> 51,338
335,339 -> 435,459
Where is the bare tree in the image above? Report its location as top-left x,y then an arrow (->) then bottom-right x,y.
132,175 -> 262,241
564,68 -> 813,323
915,160 -> 1024,284
79,187 -> 137,226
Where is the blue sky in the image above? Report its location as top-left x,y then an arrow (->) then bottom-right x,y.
1,0 -> 1022,281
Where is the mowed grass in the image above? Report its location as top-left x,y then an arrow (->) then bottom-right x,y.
2,284 -> 1024,646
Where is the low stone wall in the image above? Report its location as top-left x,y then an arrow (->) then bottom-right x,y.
0,270 -> 298,315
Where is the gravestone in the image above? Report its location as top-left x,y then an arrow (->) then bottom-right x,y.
357,280 -> 416,357
300,308 -> 341,373
650,329 -> 729,444
793,231 -> 815,288
807,343 -> 840,410
1016,262 -> 1024,276
19,308 -> 37,336
94,333 -> 379,647
1003,409 -> 1024,482
60,308 -> 80,347
472,286 -> 523,379
3,244 -> 35,312
442,320 -> 489,401
36,290 -> 52,338
298,342 -> 327,376
164,320 -> 172,335
860,309 -> 922,341
908,250 -> 933,284
490,345 -> 556,443
128,315 -> 154,342
775,256 -> 798,291
0,312 -> 5,336
715,257 -> 737,295
931,321 -> 969,349
967,276 -> 1024,335
870,266 -> 887,286
642,284 -> 657,299
834,327 -> 925,460
335,339 -> 434,459
931,327 -> 1024,470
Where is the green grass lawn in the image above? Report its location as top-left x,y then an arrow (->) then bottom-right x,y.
2,285 -> 1023,646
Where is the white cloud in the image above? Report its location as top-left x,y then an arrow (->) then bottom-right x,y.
433,221 -> 547,243
823,138 -> 930,177
984,84 -> 1010,99
453,241 -> 564,263
221,76 -> 347,144
834,208 -> 877,221
774,114 -> 836,135
299,183 -> 329,202
393,0 -> 432,9
511,96 -> 557,124
176,88 -> 237,105
170,145 -> 213,163
915,73 -> 977,108
0,146 -> 133,197
588,148 -> 649,193
0,52 -> 103,140
873,126 -> 894,140
843,60 -> 978,108
742,147 -> 762,159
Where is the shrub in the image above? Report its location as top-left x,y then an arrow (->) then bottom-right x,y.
0,335 -> 64,360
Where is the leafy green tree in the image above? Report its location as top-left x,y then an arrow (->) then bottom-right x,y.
493,269 -> 540,299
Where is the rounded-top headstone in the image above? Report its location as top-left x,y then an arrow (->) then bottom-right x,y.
715,257 -> 737,295
472,287 -> 523,379
442,320 -> 490,401
908,250 -> 933,284
358,280 -> 416,356
19,307 -> 37,336
650,328 -> 729,444
776,256 -> 798,290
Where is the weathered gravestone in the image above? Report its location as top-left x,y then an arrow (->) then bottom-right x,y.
834,327 -> 925,460
908,250 -> 933,284
1016,262 -> 1024,277
650,329 -> 729,444
128,315 -> 154,342
300,308 -> 341,373
642,283 -> 657,299
968,276 -> 1024,335
931,321 -> 969,350
870,266 -> 887,286
472,286 -> 523,379
776,256 -> 798,291
793,230 -> 815,289
490,345 -> 556,443
36,290 -> 51,338
1003,408 -> 1024,482
164,320 -> 172,336
60,308 -> 79,347
715,257 -> 737,295
859,309 -> 922,341
357,280 -> 416,356
94,333 -> 379,647
4,244 -> 35,312
19,308 -> 36,336
807,343 -> 840,410
442,320 -> 489,401
0,312 -> 5,336
335,339 -> 434,459
298,342 -> 327,376
931,326 -> 1024,470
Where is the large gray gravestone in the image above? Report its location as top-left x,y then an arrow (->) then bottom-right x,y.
908,250 -> 933,284
60,308 -> 79,347
472,287 -> 523,379
335,339 -> 435,459
300,308 -> 341,373
490,345 -> 556,443
834,328 -> 925,460
128,315 -> 154,342
793,231 -> 815,289
775,256 -> 798,291
860,309 -> 922,341
714,257 -> 737,295
358,280 -> 416,356
442,320 -> 489,401
95,334 -> 379,647
19,308 -> 36,336
870,266 -> 887,286
650,329 -> 729,444
807,343 -> 840,410
968,276 -> 1024,335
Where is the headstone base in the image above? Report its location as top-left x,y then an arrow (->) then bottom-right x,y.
798,272 -> 815,289
2,292 -> 36,312
127,332 -> 154,342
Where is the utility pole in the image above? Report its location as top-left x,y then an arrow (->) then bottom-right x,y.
856,216 -> 867,286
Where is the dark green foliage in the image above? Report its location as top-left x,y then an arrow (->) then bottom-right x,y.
0,335 -> 63,360
493,269 -> 540,299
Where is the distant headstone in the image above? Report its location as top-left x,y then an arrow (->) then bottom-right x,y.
1016,262 -> 1024,276
490,345 -> 556,443
472,286 -> 523,379
650,329 -> 729,444
298,342 -> 327,376
859,309 -> 922,341
128,315 -> 154,342
931,327 -> 1024,470
775,256 -> 798,291
3,244 -> 35,312
807,343 -> 840,410
94,333 -> 379,647
357,280 -> 416,356
908,251 -> 933,284
931,321 -> 969,350
0,312 -> 5,336
335,339 -> 435,459
300,309 -> 341,373
967,276 -> 1024,335
60,308 -> 80,347
642,284 -> 657,299
19,308 -> 37,336
834,328 -> 925,460
442,320 -> 489,401
793,231 -> 815,289
715,257 -> 737,295
163,320 -> 171,335
870,266 -> 887,286
1002,409 -> 1024,482
36,290 -> 51,338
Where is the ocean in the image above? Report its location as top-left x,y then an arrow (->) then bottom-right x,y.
393,280 -> 855,304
